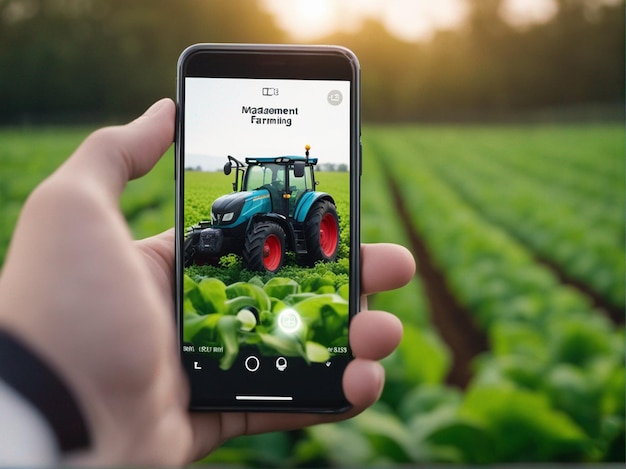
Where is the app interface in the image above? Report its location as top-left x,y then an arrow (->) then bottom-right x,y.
182,77 -> 352,383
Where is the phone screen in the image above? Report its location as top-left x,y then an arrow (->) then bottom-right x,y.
176,45 -> 360,411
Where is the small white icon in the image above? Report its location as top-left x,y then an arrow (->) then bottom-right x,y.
325,361 -> 332,367
262,87 -> 279,96
277,309 -> 302,334
245,355 -> 260,372
327,90 -> 343,106
193,361 -> 202,370
276,357 -> 288,372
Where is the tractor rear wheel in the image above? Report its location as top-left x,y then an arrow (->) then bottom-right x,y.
243,221 -> 286,273
302,200 -> 340,265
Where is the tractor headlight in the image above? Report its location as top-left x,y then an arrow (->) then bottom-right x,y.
222,212 -> 234,222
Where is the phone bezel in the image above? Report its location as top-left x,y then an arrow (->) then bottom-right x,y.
175,44 -> 361,412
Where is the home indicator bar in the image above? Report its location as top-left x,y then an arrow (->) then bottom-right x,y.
236,395 -> 293,401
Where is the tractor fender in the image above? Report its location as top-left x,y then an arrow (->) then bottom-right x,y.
293,192 -> 335,223
248,213 -> 298,251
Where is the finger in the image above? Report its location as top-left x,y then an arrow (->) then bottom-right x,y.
350,310 -> 402,360
361,243 -> 415,295
59,98 -> 175,200
342,358 -> 385,410
136,228 -> 175,292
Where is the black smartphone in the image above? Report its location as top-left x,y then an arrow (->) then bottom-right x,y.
175,44 -> 360,412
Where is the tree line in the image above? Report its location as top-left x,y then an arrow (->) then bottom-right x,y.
0,0 -> 623,124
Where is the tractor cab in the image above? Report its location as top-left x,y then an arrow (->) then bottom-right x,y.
224,146 -> 318,219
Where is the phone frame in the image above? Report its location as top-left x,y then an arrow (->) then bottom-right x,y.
175,44 -> 361,412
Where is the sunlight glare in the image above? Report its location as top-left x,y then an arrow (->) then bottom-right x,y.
262,0 -> 617,43
263,0 -> 338,40
500,0 -> 559,27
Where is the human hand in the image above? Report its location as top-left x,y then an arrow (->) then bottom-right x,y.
0,99 -> 415,465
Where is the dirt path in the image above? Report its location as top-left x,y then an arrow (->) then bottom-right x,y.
382,165 -> 489,388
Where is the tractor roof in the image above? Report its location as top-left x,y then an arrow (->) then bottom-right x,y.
245,156 -> 318,165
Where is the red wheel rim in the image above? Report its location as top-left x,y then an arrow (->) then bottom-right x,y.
262,234 -> 282,271
319,213 -> 338,257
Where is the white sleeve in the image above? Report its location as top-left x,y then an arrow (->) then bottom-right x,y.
0,378 -> 59,466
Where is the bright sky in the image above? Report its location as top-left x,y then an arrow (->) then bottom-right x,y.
261,0 -> 618,42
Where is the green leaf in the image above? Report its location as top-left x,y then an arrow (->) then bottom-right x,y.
183,275 -> 205,312
303,422 -> 374,465
301,275 -> 335,293
292,294 -> 348,345
306,341 -> 330,362
548,316 -> 613,368
460,385 -> 589,461
338,283 -> 349,301
425,420 -> 495,464
398,384 -> 462,422
258,332 -> 307,359
292,294 -> 348,321
182,297 -> 197,317
543,364 -> 602,437
282,293 -> 316,305
490,322 -> 548,363
394,325 -> 450,386
352,406 -> 426,462
247,276 -> 265,288
224,296 -> 257,315
217,315 -> 241,370
183,312 -> 222,344
263,277 -> 300,300
196,278 -> 227,315
226,282 -> 271,312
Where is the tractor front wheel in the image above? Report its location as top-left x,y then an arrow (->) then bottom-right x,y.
302,200 -> 340,265
243,221 -> 286,273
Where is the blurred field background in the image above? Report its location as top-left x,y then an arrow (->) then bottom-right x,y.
0,0 -> 624,465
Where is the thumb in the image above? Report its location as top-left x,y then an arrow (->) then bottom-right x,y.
60,98 -> 175,201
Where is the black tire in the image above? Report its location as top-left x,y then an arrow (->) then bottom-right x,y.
184,228 -> 203,267
243,221 -> 286,273
183,235 -> 196,267
301,199 -> 340,266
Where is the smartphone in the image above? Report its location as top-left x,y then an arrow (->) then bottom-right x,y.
175,44 -> 360,412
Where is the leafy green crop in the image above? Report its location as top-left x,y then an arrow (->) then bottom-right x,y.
183,274 -> 348,369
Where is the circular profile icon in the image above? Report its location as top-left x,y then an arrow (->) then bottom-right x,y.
327,90 -> 343,106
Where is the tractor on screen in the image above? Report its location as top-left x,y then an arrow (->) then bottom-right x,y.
184,146 -> 340,273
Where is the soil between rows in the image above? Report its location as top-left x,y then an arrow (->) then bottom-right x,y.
381,163 -> 489,388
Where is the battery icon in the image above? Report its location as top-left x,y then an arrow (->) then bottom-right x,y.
262,87 -> 279,96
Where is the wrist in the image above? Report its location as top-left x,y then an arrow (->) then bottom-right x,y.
0,328 -> 91,454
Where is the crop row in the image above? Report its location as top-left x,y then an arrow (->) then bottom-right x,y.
367,128 -> 624,463
442,126 -> 624,190
400,129 -> 625,312
437,127 -> 623,232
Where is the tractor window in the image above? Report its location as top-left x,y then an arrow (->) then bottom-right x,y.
289,165 -> 311,193
288,165 -> 313,216
245,164 -> 282,191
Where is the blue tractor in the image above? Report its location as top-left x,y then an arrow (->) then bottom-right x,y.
184,146 -> 340,273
